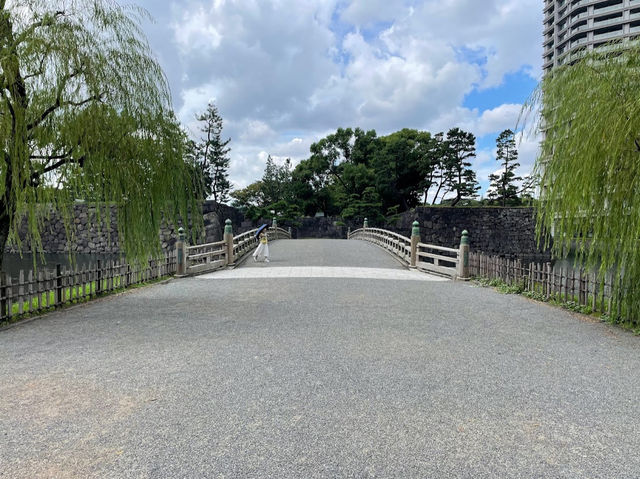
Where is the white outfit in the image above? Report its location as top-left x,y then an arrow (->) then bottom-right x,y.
253,237 -> 270,262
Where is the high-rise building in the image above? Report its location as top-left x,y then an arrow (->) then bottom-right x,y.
543,0 -> 640,72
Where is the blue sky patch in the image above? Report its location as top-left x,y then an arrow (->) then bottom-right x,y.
464,69 -> 538,112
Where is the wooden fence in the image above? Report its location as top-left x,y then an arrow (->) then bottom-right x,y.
469,252 -> 618,316
0,251 -> 177,323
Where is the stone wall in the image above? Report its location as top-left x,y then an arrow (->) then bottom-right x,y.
387,207 -> 549,259
7,203 -> 549,260
6,201 -> 247,254
289,207 -> 549,260
293,217 -> 353,239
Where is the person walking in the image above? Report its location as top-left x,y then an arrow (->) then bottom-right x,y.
253,227 -> 270,263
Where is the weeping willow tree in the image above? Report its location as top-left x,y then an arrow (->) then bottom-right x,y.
0,0 -> 200,269
527,43 -> 640,323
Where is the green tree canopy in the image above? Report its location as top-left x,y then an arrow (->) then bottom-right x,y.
488,129 -> 521,206
372,128 -> 424,213
442,128 -> 479,207
190,102 -> 231,204
0,0 -> 199,268
528,43 -> 640,323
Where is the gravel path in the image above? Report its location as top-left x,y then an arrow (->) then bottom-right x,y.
1,239 -> 639,478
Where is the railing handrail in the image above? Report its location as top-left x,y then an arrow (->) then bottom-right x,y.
416,242 -> 459,254
348,227 -> 412,267
234,227 -> 260,242
181,224 -> 292,276
349,227 -> 410,243
349,225 -> 469,280
186,240 -> 226,253
366,228 -> 411,243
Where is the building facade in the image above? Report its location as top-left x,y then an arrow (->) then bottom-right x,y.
543,0 -> 640,72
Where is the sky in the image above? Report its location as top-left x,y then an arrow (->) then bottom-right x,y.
135,0 -> 543,197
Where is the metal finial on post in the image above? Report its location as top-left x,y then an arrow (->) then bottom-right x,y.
410,221 -> 420,268
224,219 -> 234,266
458,229 -> 470,281
364,218 -> 368,229
176,227 -> 186,276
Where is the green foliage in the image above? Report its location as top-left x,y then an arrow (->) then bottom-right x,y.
527,43 -> 640,324
372,128 -> 424,212
190,102 -> 231,204
488,129 -> 522,206
442,128 -> 480,206
0,0 -> 200,267
230,181 -> 263,211
262,156 -> 293,206
230,157 -> 302,224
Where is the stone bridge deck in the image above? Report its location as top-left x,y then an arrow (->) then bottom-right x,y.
1,239 -> 639,478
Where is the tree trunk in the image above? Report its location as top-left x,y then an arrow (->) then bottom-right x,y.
432,183 -> 444,205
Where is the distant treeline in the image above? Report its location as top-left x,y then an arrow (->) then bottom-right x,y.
231,127 -> 535,223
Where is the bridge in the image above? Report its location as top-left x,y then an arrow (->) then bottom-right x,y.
1,227 -> 639,477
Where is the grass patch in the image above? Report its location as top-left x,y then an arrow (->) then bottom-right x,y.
471,276 -> 640,332
1,275 -> 172,329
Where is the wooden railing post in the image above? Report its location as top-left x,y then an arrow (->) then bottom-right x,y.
410,221 -> 420,269
176,227 -> 186,277
363,217 -> 368,229
224,219 -> 234,266
272,217 -> 278,239
288,226 -> 292,238
457,230 -> 470,281
347,227 -> 351,239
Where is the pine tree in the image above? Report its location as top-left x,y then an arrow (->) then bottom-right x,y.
488,129 -> 521,206
193,103 -> 231,204
443,128 -> 480,206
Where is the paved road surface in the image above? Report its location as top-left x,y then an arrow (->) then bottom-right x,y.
1,239 -> 639,478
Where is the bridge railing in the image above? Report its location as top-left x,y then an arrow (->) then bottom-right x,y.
348,227 -> 411,264
177,219 -> 292,276
233,227 -> 260,264
185,239 -> 227,275
348,219 -> 470,280
415,242 -> 459,279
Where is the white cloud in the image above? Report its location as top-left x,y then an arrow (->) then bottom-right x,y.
475,103 -> 523,137
148,0 -> 543,189
173,6 -> 223,51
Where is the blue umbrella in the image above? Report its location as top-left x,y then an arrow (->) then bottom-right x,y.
255,224 -> 268,237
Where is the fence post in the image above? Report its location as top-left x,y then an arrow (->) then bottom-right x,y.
96,260 -> 102,294
410,221 -> 420,269
363,218 -> 368,229
56,264 -> 63,305
347,227 -> 351,239
1,273 -> 6,320
272,217 -> 278,239
224,219 -> 234,266
457,230 -> 470,281
288,226 -> 292,238
176,227 -> 186,277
